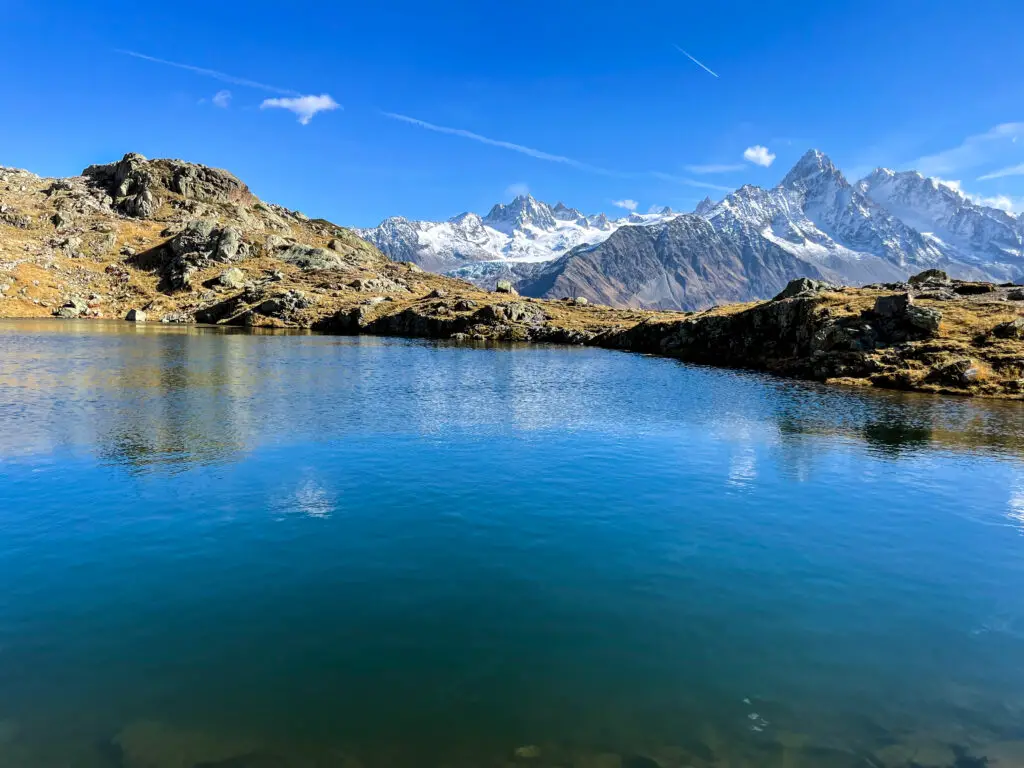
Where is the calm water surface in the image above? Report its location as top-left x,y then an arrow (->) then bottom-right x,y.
2,318 -> 1024,767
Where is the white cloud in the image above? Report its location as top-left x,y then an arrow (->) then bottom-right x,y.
977,162 -> 1024,181
970,193 -> 1024,213
933,177 -> 962,193
612,199 -> 638,211
212,90 -> 231,108
685,163 -> 745,174
261,94 -> 341,125
743,145 -> 776,167
914,123 -> 1024,176
505,182 -> 530,198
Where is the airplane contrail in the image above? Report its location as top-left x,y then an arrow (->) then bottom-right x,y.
673,45 -> 719,78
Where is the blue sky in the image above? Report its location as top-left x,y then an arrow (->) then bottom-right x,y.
3,0 -> 1024,226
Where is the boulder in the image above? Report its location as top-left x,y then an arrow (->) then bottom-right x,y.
993,317 -> 1024,339
573,296 -> 589,306
906,305 -> 942,334
495,280 -> 517,294
125,309 -> 147,322
53,296 -> 87,317
349,277 -> 406,292
873,293 -> 912,317
164,220 -> 247,291
773,278 -> 837,301
908,269 -> 950,286
1008,288 -> 1024,301
255,290 -> 314,318
928,358 -> 982,387
281,245 -> 342,271
264,234 -> 290,252
426,288 -> 448,299
214,268 -> 246,289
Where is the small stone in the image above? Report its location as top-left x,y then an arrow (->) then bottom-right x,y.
454,299 -> 477,312
426,288 -> 448,299
125,309 -> 147,322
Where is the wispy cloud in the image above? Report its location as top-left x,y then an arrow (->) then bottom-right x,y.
117,50 -> 299,95
212,90 -> 232,109
673,45 -> 719,78
913,123 -> 1024,176
612,199 -> 638,211
977,162 -> 1024,181
505,182 -> 530,198
261,94 -> 341,125
650,172 -> 734,191
972,193 -> 1021,211
384,111 -> 740,193
383,112 -> 616,174
743,145 -> 776,167
685,163 -> 745,174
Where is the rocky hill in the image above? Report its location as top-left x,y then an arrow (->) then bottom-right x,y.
1,153 -> 1023,399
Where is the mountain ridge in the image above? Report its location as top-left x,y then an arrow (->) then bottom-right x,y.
358,149 -> 1022,310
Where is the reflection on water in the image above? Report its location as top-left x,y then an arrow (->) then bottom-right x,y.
2,318 -> 1024,768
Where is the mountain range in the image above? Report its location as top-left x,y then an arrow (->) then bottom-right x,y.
359,150 -> 1024,310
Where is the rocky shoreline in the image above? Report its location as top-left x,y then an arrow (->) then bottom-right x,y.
2,154 -> 1023,399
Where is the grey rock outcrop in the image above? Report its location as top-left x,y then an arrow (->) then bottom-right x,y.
774,278 -> 838,301
163,220 -> 246,291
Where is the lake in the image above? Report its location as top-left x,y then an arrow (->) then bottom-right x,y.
2,318 -> 1024,768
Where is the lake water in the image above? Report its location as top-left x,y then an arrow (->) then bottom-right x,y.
2,319 -> 1024,768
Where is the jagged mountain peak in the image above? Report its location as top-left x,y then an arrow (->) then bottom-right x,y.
694,197 -> 716,216
552,201 -> 585,221
780,149 -> 846,192
484,194 -> 557,232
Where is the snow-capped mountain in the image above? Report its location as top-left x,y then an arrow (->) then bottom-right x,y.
857,168 -> 1024,279
357,194 -> 678,274
357,150 -> 1023,309
699,149 -> 963,286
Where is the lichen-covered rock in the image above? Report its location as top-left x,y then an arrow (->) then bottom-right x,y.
908,268 -> 950,286
495,280 -> 516,294
281,245 -> 343,271
349,277 -> 406,292
993,317 -> 1024,339
163,220 -> 247,291
927,358 -> 983,388
214,268 -> 246,289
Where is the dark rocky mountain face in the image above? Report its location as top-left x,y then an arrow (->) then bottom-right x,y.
517,215 -> 830,310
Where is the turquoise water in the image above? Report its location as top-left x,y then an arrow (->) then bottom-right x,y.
2,319 -> 1024,767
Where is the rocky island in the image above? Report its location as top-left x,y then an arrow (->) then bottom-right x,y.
1,153 -> 1022,399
